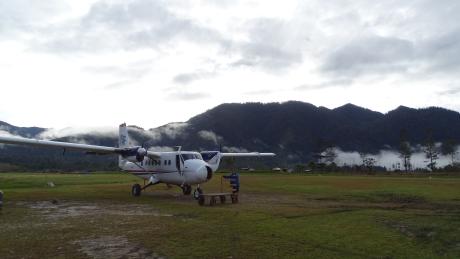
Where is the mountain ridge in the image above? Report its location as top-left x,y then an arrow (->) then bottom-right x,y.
1,102 -> 459,170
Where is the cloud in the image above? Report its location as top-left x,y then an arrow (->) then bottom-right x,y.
83,59 -> 154,80
104,80 -> 137,90
0,130 -> 21,138
222,146 -> 248,153
321,34 -> 415,77
334,147 -> 460,170
35,0 -> 228,54
168,91 -> 209,101
295,79 -> 354,91
231,18 -> 305,71
173,70 -> 216,85
149,122 -> 188,140
0,0 -> 67,37
148,146 -> 175,152
38,127 -> 118,140
244,89 -> 274,96
0,130 -> 24,148
198,130 -> 222,144
32,122 -> 188,146
421,28 -> 460,73
439,88 -> 460,96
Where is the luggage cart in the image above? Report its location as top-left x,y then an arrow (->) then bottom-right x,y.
197,172 -> 239,206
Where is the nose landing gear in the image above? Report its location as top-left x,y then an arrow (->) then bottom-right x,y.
193,186 -> 203,200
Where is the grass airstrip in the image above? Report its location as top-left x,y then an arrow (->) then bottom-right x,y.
0,172 -> 460,258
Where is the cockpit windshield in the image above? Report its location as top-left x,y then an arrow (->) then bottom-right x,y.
181,153 -> 203,161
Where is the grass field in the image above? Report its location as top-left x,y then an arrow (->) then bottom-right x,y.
1,172 -> 460,258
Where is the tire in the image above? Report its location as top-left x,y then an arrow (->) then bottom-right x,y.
193,188 -> 203,200
132,184 -> 142,197
231,194 -> 238,204
182,185 -> 192,195
210,197 -> 217,206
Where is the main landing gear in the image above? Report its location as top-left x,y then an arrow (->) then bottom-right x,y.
131,181 -> 157,197
132,184 -> 142,197
182,185 -> 192,195
131,183 -> 203,199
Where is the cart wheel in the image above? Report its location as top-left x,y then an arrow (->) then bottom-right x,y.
198,196 -> 205,206
220,195 -> 226,204
210,197 -> 217,206
231,194 -> 238,204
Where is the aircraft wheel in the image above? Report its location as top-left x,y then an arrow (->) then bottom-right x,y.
231,194 -> 238,204
182,185 -> 192,195
210,197 -> 217,206
193,188 -> 203,200
132,184 -> 142,197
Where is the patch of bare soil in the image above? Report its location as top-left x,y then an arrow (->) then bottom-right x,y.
17,201 -> 173,220
72,235 -> 165,259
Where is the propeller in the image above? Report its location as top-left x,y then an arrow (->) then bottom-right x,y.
135,146 -> 147,162
119,145 -> 147,163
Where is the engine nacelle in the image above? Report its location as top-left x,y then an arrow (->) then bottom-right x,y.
119,147 -> 147,163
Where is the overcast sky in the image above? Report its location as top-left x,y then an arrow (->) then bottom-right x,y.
1,0 -> 460,129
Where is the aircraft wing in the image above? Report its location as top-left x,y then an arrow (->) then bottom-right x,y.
0,135 -> 162,159
0,136 -> 117,153
221,152 -> 276,157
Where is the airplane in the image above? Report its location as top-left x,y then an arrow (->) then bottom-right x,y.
0,123 -> 275,198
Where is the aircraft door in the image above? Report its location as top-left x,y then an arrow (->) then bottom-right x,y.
175,154 -> 184,174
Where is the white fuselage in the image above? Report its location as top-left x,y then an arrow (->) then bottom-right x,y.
120,151 -> 213,186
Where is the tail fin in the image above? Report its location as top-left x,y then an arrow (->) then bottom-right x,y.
201,151 -> 222,172
119,123 -> 129,148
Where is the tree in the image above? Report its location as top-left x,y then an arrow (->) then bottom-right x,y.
363,157 -> 377,171
399,141 -> 412,172
423,131 -> 439,171
323,147 -> 337,164
398,129 -> 412,172
360,153 -> 376,171
442,139 -> 458,166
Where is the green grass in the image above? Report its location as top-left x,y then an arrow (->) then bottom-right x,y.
0,172 -> 459,258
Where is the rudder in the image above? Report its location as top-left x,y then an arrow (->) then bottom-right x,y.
119,123 -> 129,148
